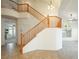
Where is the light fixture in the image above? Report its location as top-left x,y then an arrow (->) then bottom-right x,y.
48,0 -> 55,10
69,14 -> 73,20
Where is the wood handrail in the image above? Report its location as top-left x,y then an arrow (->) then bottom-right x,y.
28,5 -> 45,18
21,17 -> 48,45
18,4 -> 28,5
24,17 -> 47,34
9,0 -> 19,5
49,16 -> 62,20
17,3 -> 45,18
9,0 -> 45,19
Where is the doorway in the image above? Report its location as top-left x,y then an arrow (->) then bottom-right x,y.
62,19 -> 78,41
5,23 -> 16,43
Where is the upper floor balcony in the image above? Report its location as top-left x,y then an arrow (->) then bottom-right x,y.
1,0 -> 18,10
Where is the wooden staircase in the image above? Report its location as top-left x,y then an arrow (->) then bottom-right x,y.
9,0 -> 62,54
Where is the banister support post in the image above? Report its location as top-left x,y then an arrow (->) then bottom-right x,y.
47,15 -> 50,28
20,32 -> 23,54
27,4 -> 29,12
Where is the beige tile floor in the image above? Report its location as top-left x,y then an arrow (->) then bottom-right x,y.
1,41 -> 78,59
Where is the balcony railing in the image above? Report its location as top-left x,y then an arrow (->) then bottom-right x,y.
1,0 -> 18,10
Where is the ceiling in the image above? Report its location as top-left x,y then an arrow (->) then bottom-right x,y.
59,0 -> 78,20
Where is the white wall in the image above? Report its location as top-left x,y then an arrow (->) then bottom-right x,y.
17,12 -> 39,45
1,17 -> 5,45
23,28 -> 62,53
1,8 -> 19,18
1,16 -> 17,45
72,20 -> 78,41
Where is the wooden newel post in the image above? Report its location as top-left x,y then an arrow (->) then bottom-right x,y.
27,4 -> 29,12
20,33 -> 23,54
21,33 -> 23,47
47,15 -> 50,28
56,17 -> 62,28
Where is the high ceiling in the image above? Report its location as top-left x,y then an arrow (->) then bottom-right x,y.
59,0 -> 78,20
